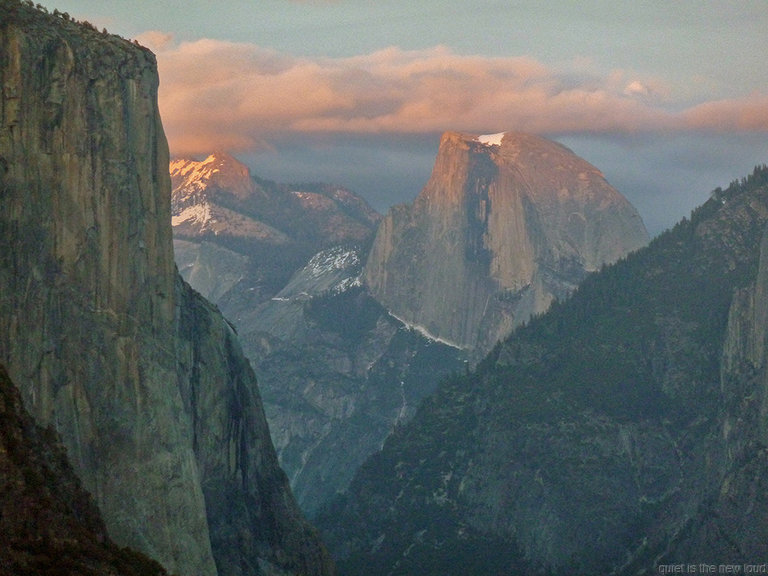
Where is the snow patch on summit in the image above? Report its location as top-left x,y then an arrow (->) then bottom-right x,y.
305,247 -> 360,278
477,132 -> 506,147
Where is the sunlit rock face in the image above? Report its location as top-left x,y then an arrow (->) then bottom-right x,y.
0,4 -> 333,576
365,131 -> 649,355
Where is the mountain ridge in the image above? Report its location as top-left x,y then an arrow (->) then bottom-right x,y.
172,152 -> 381,304
172,152 -> 380,247
319,165 -> 768,575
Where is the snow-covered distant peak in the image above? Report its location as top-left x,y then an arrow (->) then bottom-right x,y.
170,156 -> 222,196
170,152 -> 253,200
477,132 -> 506,147
170,154 -> 222,177
171,201 -> 214,228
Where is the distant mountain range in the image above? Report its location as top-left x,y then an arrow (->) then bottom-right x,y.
171,132 -> 649,517
171,153 -> 467,515
172,152 -> 380,303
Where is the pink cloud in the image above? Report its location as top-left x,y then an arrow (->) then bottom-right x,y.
137,34 -> 768,157
681,95 -> 768,132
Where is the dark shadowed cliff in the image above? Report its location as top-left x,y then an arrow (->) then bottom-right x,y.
0,364 -> 168,576
0,2 -> 333,575
319,166 -> 768,575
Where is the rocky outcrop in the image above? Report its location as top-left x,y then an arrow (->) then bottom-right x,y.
0,364 -> 168,576
663,184 -> 768,563
319,167 -> 768,575
0,3 -> 333,575
365,131 -> 649,355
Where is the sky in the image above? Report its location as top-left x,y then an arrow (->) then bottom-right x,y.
50,0 -> 768,235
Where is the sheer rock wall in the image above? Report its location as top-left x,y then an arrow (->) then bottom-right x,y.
0,4 -> 333,575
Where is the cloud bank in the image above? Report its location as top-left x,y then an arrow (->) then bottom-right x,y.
139,34 -> 768,157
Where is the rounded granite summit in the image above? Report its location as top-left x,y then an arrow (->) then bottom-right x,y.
365,129 -> 649,354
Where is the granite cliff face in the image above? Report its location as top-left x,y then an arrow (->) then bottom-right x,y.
662,184 -> 768,564
320,167 -> 768,575
0,4 -> 332,576
0,364 -> 168,576
170,155 -> 465,516
365,131 -> 649,354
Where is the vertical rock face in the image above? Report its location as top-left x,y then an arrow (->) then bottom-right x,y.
681,221 -> 768,561
0,4 -> 333,576
365,131 -> 649,354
